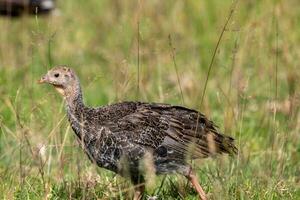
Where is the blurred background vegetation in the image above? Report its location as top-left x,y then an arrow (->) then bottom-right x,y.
0,0 -> 299,199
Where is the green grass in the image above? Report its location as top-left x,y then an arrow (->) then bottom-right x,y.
0,0 -> 300,199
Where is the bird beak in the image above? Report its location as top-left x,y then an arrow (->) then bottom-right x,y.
38,75 -> 47,84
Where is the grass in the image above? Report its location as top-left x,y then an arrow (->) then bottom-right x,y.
0,0 -> 300,199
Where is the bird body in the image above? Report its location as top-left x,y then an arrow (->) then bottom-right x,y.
39,66 -> 237,200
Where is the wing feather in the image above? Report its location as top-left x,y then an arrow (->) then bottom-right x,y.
100,102 -> 237,160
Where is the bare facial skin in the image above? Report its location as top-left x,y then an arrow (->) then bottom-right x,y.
38,66 -> 78,97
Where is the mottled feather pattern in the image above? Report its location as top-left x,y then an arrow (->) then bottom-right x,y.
39,66 -> 238,199
66,100 -> 237,178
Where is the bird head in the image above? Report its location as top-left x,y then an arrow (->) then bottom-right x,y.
38,66 -> 78,96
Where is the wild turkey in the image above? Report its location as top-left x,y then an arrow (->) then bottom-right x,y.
38,66 -> 237,200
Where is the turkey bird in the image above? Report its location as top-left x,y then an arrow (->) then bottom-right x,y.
38,66 -> 237,200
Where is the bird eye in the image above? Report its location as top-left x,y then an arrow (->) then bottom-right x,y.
54,73 -> 60,78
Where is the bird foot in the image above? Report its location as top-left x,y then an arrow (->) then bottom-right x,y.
186,168 -> 208,200
133,183 -> 145,200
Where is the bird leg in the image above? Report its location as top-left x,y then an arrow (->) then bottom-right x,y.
185,169 -> 207,200
133,183 -> 145,200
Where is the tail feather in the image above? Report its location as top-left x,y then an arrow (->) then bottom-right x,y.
207,132 -> 238,155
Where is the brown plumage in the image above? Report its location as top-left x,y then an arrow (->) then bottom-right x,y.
39,66 -> 237,200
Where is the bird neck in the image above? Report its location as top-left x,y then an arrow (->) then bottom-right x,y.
65,84 -> 84,111
64,82 -> 86,140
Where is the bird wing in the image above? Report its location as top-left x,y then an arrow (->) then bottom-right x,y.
101,102 -> 237,160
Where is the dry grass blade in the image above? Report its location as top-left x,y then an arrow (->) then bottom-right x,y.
168,34 -> 185,105
199,1 -> 238,109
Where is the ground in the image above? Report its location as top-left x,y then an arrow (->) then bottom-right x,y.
0,0 -> 299,199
